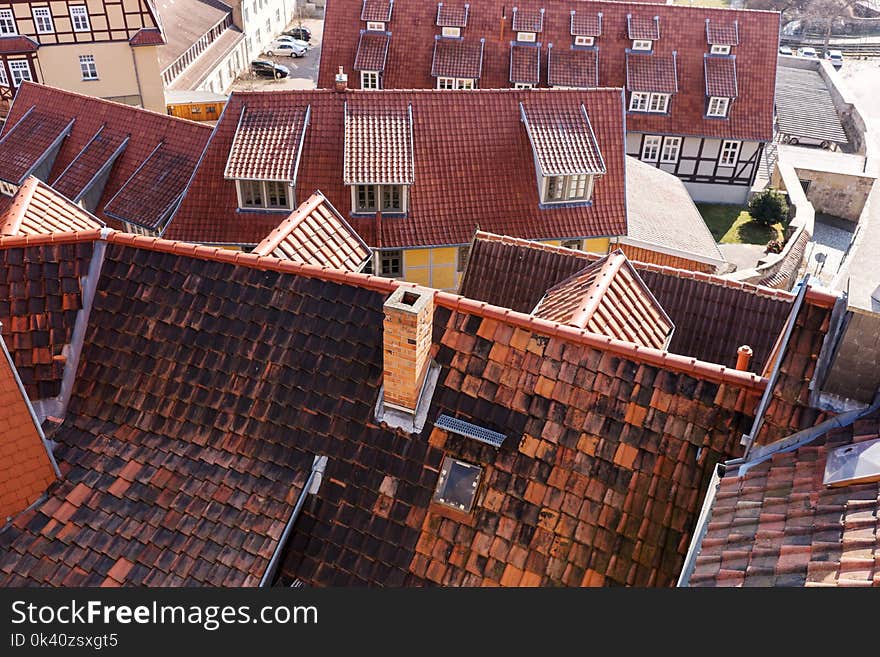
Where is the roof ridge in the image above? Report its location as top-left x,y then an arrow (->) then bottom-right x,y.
252,192 -> 327,256
0,176 -> 40,235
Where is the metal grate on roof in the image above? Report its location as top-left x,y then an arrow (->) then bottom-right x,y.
435,414 -> 507,448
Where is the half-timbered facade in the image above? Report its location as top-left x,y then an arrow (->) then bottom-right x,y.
319,0 -> 778,204
0,0 -> 165,113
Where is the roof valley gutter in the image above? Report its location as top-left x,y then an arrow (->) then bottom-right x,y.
259,454 -> 328,587
676,462 -> 722,587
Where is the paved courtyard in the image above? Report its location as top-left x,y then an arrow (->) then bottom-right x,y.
230,17 -> 324,92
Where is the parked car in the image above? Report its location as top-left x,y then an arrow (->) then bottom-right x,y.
824,49 -> 844,68
798,47 -> 819,59
251,59 -> 290,79
275,35 -> 310,50
778,45 -> 793,56
265,40 -> 307,57
282,26 -> 312,41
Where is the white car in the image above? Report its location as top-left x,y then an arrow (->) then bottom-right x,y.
265,40 -> 307,57
798,47 -> 819,59
275,35 -> 310,50
824,49 -> 844,67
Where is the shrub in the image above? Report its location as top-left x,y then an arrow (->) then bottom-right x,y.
766,239 -> 784,254
749,189 -> 789,227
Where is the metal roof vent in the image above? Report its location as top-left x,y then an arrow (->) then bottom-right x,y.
823,437 -> 880,487
435,414 -> 506,448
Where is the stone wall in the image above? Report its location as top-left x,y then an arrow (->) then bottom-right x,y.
821,310 -> 880,405
796,167 -> 875,222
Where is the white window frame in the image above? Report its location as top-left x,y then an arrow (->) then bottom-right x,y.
0,9 -> 17,36
641,135 -> 662,163
0,64 -> 7,87
574,35 -> 594,47
8,60 -> 32,87
235,180 -> 293,210
710,44 -> 731,55
441,26 -> 460,38
70,5 -> 90,32
366,21 -> 385,32
660,136 -> 682,164
32,7 -> 54,34
632,39 -> 653,51
352,184 -> 407,214
360,70 -> 380,89
707,96 -> 730,118
516,31 -> 536,43
380,250 -> 403,278
79,54 -> 98,80
514,82 -> 533,89
629,91 -> 649,112
542,174 -> 594,204
719,140 -> 740,167
561,239 -> 582,250
648,93 -> 670,113
437,76 -> 474,89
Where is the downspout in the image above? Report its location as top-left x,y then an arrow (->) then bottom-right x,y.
259,454 -> 328,587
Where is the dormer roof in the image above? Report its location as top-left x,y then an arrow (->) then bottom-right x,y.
343,102 -> 415,186
520,101 -> 605,177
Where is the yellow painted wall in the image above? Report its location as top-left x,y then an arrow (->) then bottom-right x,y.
402,246 -> 461,291
132,45 -> 165,113
542,237 -> 610,254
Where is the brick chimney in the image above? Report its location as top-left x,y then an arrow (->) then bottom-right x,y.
735,345 -> 753,371
334,66 -> 348,92
383,286 -> 434,412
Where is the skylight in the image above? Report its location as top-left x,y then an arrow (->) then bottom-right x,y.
823,438 -> 880,487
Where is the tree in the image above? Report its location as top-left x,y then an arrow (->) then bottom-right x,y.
749,189 -> 789,227
800,0 -> 860,49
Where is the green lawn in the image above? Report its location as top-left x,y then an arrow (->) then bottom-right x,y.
697,204 -> 785,245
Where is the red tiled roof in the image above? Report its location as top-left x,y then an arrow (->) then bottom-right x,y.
361,0 -> 393,22
0,36 -> 38,54
0,177 -> 104,236
0,83 -> 211,228
704,55 -> 738,98
547,46 -> 598,88
104,145 -> 198,230
254,191 -> 371,271
521,101 -> 605,175
169,89 -> 627,247
0,109 -> 74,185
354,31 -> 391,72
319,0 -> 778,142
0,333 -> 56,521
706,18 -> 739,46
570,10 -> 602,37
436,2 -> 469,27
224,106 -> 309,182
534,251 -> 674,349
627,14 -> 661,40
52,127 -> 130,203
129,27 -> 166,46
688,410 -> 880,587
627,51 -> 678,93
432,38 -> 484,79
344,101 -> 414,185
510,44 -> 541,84
512,7 -> 544,33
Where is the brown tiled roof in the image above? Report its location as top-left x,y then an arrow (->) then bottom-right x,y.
104,145 -> 197,230
705,55 -> 738,98
354,31 -> 391,72
0,109 -> 74,185
534,251 -> 674,349
627,14 -> 661,40
626,51 -> 678,93
52,127 -> 130,203
129,27 -> 166,47
0,333 -> 57,520
510,44 -> 541,84
436,2 -> 469,27
431,38 -> 484,79
253,191 -> 371,271
460,233 -> 796,371
0,36 -> 38,54
512,7 -> 545,33
521,101 -> 605,176
547,46 -> 598,88
570,10 -> 602,37
0,177 -> 104,236
168,89 -> 628,248
0,84 -> 211,228
688,410 -> 880,587
361,0 -> 393,22
318,1 -> 779,143
706,18 -> 739,46
224,106 -> 309,182
344,101 -> 414,185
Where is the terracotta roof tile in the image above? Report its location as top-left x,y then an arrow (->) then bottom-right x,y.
344,101 -> 414,185
0,177 -> 104,236
436,2 -> 469,27
510,44 -> 541,84
706,18 -> 739,46
547,46 -> 598,88
253,191 -> 371,271
224,106 -> 309,182
129,27 -> 166,46
318,0 -> 778,142
520,101 -> 605,175
570,10 -> 602,37
0,109 -> 74,185
0,35 -> 38,54
705,55 -> 738,98
354,31 -> 391,72
627,14 -> 661,40
361,0 -> 394,22
52,127 -> 130,203
626,51 -> 678,93
512,7 -> 545,33
431,37 -> 484,79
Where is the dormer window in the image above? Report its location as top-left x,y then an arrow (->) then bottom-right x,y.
711,44 -> 730,55
704,55 -> 737,119
707,96 -> 730,118
517,31 -> 536,42
632,39 -> 652,51
355,31 -> 390,89
366,21 -> 385,32
361,0 -> 393,26
626,51 -> 678,114
436,2 -> 468,37
442,26 -> 460,38
437,76 -> 474,89
627,14 -> 660,51
570,10 -> 601,47
574,35 -> 594,47
706,18 -> 739,53
648,93 -> 669,113
432,37 -> 483,87
512,6 -> 544,44
543,174 -> 592,203
353,184 -> 406,213
629,91 -> 669,113
237,180 -> 293,210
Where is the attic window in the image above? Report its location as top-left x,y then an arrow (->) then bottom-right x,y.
442,26 -> 460,38
433,456 -> 482,512
517,31 -> 536,43
632,40 -> 652,51
711,44 -> 730,55
823,438 -> 880,487
574,36 -> 593,47
707,96 -> 730,118
366,21 -> 385,31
